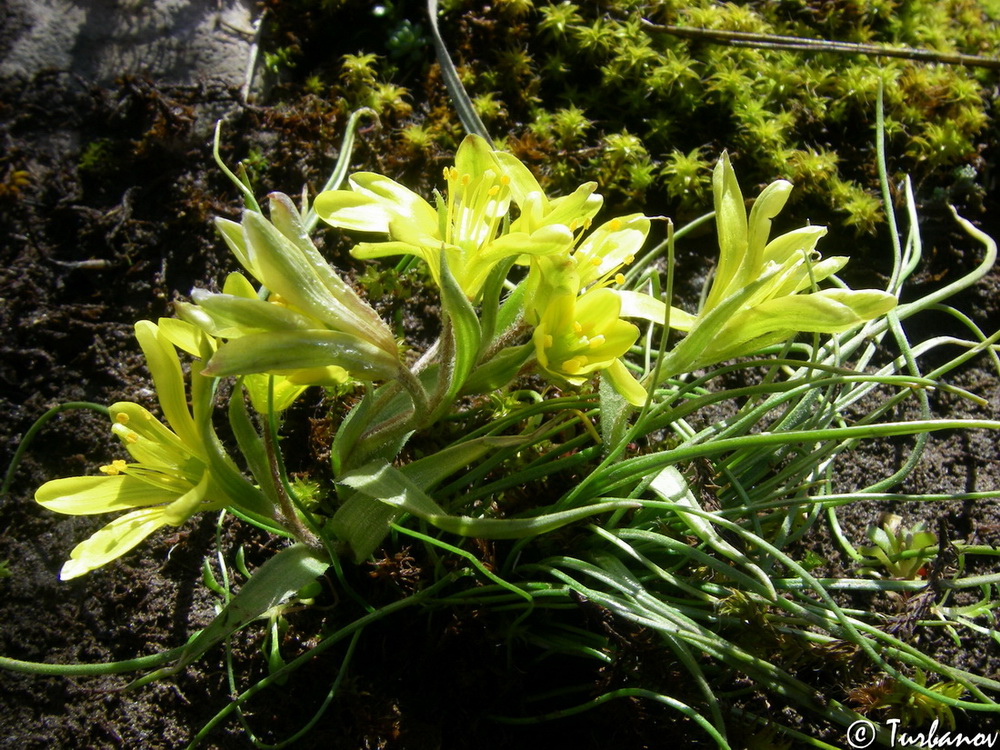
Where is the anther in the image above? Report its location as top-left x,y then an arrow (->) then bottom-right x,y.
99,459 -> 127,475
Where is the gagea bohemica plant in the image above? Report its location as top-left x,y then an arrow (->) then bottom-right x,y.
5,78 -> 1000,749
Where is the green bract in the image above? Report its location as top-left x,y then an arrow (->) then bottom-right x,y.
658,153 -> 897,378
178,193 -> 401,387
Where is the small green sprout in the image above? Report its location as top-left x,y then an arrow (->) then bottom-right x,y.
661,147 -> 713,204
367,82 -> 412,117
262,46 -> 297,75
537,1 -> 583,42
857,513 -> 938,580
472,92 -> 506,123
494,0 -> 534,20
550,105 -> 591,147
340,52 -> 379,87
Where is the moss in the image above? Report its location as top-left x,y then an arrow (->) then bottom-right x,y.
252,0 -> 997,239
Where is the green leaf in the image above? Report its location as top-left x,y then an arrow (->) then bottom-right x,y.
496,279 -> 527,333
331,436 -> 523,561
461,343 -> 533,395
599,366 -> 632,451
477,257 -> 518,355
649,466 -> 775,598
331,387 -> 373,477
427,0 -> 490,140
340,461 -> 637,542
227,384 -> 280,506
437,248 -> 482,399
201,558 -> 227,597
129,544 -> 328,689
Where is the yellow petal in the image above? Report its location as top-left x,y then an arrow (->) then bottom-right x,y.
706,152 -> 748,310
35,474 -> 178,515
605,359 -> 647,406
59,507 -> 168,580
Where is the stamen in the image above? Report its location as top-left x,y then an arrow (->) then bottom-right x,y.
115,412 -> 129,425
609,219 -> 622,231
99,459 -> 128,475
561,356 -> 589,374
589,335 -> 606,349
615,273 -> 626,285
543,334 -> 554,348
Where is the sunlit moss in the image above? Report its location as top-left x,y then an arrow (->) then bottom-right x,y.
256,0 -> 998,233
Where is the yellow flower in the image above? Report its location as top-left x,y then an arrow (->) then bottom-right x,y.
658,153 -> 897,376
314,134 -> 584,299
526,213 -> 653,406
34,321 -> 251,579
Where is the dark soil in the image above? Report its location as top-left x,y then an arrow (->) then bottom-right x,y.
2,7 -> 1000,750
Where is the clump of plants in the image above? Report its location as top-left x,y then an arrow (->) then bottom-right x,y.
4,4 -> 1000,748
